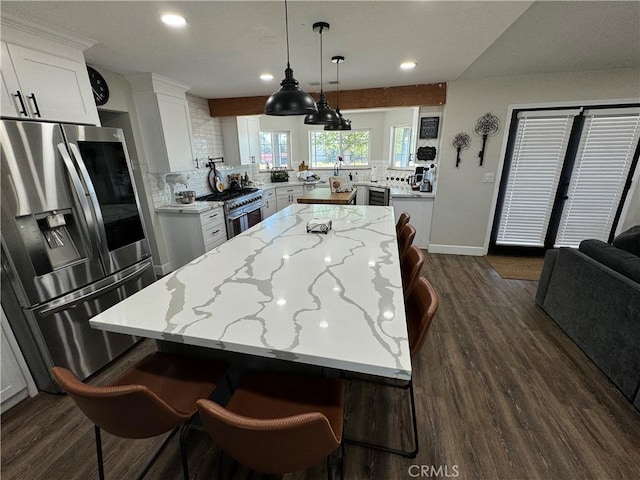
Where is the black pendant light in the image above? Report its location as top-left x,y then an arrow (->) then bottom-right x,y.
264,0 -> 317,116
304,22 -> 340,126
325,55 -> 352,131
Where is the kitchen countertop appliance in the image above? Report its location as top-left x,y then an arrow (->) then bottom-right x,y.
197,188 -> 264,239
0,120 -> 155,392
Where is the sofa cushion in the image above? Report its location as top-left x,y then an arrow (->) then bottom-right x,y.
579,239 -> 640,284
612,225 -> 640,257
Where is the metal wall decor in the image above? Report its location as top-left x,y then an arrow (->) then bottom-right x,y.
452,132 -> 470,168
474,112 -> 499,166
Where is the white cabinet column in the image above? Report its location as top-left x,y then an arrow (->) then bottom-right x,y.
127,73 -> 196,173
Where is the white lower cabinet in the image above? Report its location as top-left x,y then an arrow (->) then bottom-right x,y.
158,206 -> 226,271
275,185 -> 304,212
1,308 -> 37,413
262,189 -> 277,219
391,197 -> 434,249
356,185 -> 368,205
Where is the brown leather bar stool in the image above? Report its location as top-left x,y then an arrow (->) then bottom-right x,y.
52,352 -> 229,480
398,223 -> 417,262
396,211 -> 411,235
197,370 -> 345,479
345,276 -> 439,458
401,244 -> 425,300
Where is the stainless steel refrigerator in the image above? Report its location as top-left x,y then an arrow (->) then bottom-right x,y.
1,120 -> 155,392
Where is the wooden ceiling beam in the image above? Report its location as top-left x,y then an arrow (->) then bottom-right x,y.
208,83 -> 446,117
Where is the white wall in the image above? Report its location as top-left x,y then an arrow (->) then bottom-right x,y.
431,67 -> 640,255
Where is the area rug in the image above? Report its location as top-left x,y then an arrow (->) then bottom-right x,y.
484,255 -> 544,281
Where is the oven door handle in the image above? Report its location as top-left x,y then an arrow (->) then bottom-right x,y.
226,211 -> 245,221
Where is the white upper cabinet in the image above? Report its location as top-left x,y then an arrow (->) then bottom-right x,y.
127,73 -> 196,173
222,116 -> 260,166
1,41 -> 99,125
156,93 -> 195,171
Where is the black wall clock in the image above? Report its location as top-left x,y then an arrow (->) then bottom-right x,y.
87,66 -> 109,106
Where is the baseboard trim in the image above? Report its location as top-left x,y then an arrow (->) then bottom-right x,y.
153,262 -> 172,277
428,244 -> 487,256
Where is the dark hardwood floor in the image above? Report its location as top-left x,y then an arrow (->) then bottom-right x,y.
2,254 -> 639,479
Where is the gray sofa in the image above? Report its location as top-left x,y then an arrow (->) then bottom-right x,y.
535,226 -> 640,408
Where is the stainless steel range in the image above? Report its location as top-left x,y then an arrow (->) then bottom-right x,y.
197,188 -> 264,239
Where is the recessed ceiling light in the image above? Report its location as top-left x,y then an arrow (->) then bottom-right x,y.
161,14 -> 187,27
400,61 -> 417,70
260,73 -> 274,81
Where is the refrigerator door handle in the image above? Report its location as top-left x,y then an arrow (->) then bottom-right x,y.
38,261 -> 152,316
67,143 -> 110,257
56,143 -> 102,255
67,143 -> 96,195
67,143 -> 109,244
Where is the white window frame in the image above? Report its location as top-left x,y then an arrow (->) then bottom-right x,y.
259,131 -> 290,170
390,125 -> 413,167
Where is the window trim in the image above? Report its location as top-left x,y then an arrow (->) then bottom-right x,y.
390,124 -> 413,168
259,130 -> 291,170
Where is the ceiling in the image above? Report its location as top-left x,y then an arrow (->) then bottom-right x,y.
2,1 -> 639,99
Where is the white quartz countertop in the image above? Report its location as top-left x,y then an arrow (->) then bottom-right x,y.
91,204 -> 411,380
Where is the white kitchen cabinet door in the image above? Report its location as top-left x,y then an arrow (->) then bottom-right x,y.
223,116 -> 261,166
1,43 -> 24,118
246,116 -> 261,164
3,42 -> 99,125
156,93 -> 196,172
276,185 -> 303,212
1,309 -> 36,413
356,185 -> 368,205
158,207 -> 225,271
392,197 -> 434,249
262,190 -> 278,219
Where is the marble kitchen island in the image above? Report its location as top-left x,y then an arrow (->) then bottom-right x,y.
90,204 -> 410,380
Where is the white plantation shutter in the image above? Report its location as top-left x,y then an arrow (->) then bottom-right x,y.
496,110 -> 580,246
554,108 -> 640,247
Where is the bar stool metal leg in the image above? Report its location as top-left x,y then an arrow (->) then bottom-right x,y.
344,380 -> 418,458
95,426 -> 105,480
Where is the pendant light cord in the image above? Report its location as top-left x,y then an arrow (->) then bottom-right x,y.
319,26 -> 324,94
335,59 -> 340,108
285,0 -> 291,68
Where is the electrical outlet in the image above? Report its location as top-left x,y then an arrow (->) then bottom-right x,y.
483,173 -> 495,183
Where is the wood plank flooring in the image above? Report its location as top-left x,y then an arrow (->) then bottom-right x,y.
2,254 -> 639,479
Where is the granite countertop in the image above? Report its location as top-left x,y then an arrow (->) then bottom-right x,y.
90,204 -> 411,380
